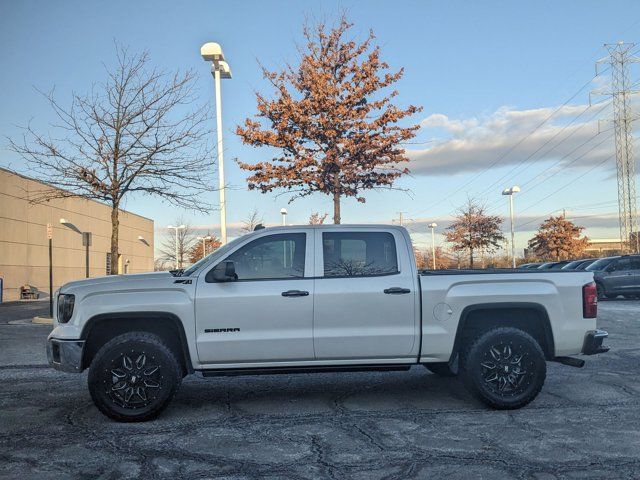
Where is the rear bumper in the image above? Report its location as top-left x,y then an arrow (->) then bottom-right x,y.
47,338 -> 85,373
581,329 -> 609,355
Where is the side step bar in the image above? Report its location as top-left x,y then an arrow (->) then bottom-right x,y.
552,356 -> 585,368
201,364 -> 413,377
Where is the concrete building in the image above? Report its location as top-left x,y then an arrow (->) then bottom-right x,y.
585,239 -> 623,257
0,167 -> 154,301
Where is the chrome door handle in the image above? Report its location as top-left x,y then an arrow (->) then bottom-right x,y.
384,287 -> 411,294
281,290 -> 309,297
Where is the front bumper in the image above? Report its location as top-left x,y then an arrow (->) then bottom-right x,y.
582,329 -> 609,355
47,338 -> 85,373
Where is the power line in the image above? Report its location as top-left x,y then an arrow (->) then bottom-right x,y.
514,154 -> 614,222
409,75 -> 600,218
475,100 -> 611,199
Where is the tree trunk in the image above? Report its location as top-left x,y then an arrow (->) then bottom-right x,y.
469,248 -> 474,269
110,203 -> 119,275
332,191 -> 341,224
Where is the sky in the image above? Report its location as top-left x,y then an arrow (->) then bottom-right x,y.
1,0 -> 640,254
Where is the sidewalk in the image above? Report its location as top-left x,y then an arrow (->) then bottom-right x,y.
0,299 -> 50,324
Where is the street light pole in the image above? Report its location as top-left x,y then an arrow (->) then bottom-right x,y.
428,223 -> 437,270
280,208 -> 288,226
502,186 -> 520,268
168,225 -> 186,269
199,235 -> 212,259
201,43 -> 232,245
214,67 -> 227,245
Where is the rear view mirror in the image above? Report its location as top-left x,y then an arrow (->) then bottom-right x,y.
209,261 -> 237,282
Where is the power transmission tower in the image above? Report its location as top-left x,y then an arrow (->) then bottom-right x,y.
594,42 -> 640,253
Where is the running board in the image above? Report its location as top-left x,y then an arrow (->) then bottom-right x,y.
552,356 -> 585,368
200,363 -> 413,377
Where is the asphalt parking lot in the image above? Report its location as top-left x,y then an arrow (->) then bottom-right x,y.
0,300 -> 639,479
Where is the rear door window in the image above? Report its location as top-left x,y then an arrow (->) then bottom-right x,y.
322,232 -> 398,277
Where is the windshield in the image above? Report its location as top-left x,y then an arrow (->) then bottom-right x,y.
561,261 -> 581,270
182,235 -> 247,276
585,257 -> 616,272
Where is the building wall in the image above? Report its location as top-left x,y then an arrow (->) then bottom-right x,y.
0,168 -> 154,301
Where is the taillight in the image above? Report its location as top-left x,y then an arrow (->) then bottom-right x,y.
582,282 -> 597,318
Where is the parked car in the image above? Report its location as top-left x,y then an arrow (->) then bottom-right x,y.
589,255 -> 640,300
537,261 -> 570,270
561,259 -> 596,271
47,225 -> 608,421
517,262 -> 543,269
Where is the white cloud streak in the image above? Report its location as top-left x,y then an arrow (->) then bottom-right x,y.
407,102 -> 616,176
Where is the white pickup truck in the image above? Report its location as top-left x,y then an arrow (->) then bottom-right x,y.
47,225 -> 608,421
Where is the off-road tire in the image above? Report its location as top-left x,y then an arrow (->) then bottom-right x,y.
461,327 -> 546,410
425,362 -> 457,377
88,332 -> 182,422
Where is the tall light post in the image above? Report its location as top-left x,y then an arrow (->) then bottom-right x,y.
201,42 -> 232,245
502,186 -> 520,268
199,235 -> 213,259
428,223 -> 438,270
280,208 -> 288,226
167,224 -> 186,269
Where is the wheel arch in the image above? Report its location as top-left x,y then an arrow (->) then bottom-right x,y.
81,312 -> 193,375
450,302 -> 555,362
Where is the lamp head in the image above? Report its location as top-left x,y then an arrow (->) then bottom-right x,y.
201,42 -> 225,62
59,218 -> 68,225
502,185 -> 521,195
428,222 -> 437,229
280,208 -> 288,215
215,60 -> 232,79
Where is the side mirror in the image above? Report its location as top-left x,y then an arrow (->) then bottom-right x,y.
605,263 -> 616,273
210,261 -> 237,282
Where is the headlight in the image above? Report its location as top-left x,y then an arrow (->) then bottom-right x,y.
57,294 -> 75,323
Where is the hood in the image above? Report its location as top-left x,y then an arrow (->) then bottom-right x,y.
60,271 -> 173,293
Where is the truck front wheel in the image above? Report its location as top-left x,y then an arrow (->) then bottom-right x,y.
461,327 -> 546,410
88,332 -> 182,422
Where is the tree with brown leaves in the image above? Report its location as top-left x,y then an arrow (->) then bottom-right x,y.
188,235 -> 222,264
236,16 -> 421,224
527,215 -> 589,260
414,246 -> 449,270
308,212 -> 329,225
8,45 -> 213,274
444,200 -> 505,269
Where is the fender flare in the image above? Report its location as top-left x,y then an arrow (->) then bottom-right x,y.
81,311 -> 194,373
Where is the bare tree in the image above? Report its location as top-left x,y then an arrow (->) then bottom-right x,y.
308,212 -> 329,225
241,208 -> 264,233
8,44 -> 214,274
444,199 -> 505,269
158,219 -> 197,269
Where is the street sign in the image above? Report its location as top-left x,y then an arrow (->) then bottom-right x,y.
82,232 -> 92,247
47,223 -> 52,239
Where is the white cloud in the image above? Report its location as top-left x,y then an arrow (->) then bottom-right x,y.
407,102 -> 615,176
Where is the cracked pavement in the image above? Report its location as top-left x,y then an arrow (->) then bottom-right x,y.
0,300 -> 639,479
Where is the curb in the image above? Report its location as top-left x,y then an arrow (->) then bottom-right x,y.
32,316 -> 53,325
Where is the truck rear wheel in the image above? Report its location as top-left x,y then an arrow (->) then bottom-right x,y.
88,332 -> 182,422
461,327 -> 546,410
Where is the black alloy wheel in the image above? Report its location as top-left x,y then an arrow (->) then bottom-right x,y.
462,327 -> 546,409
88,332 -> 182,422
